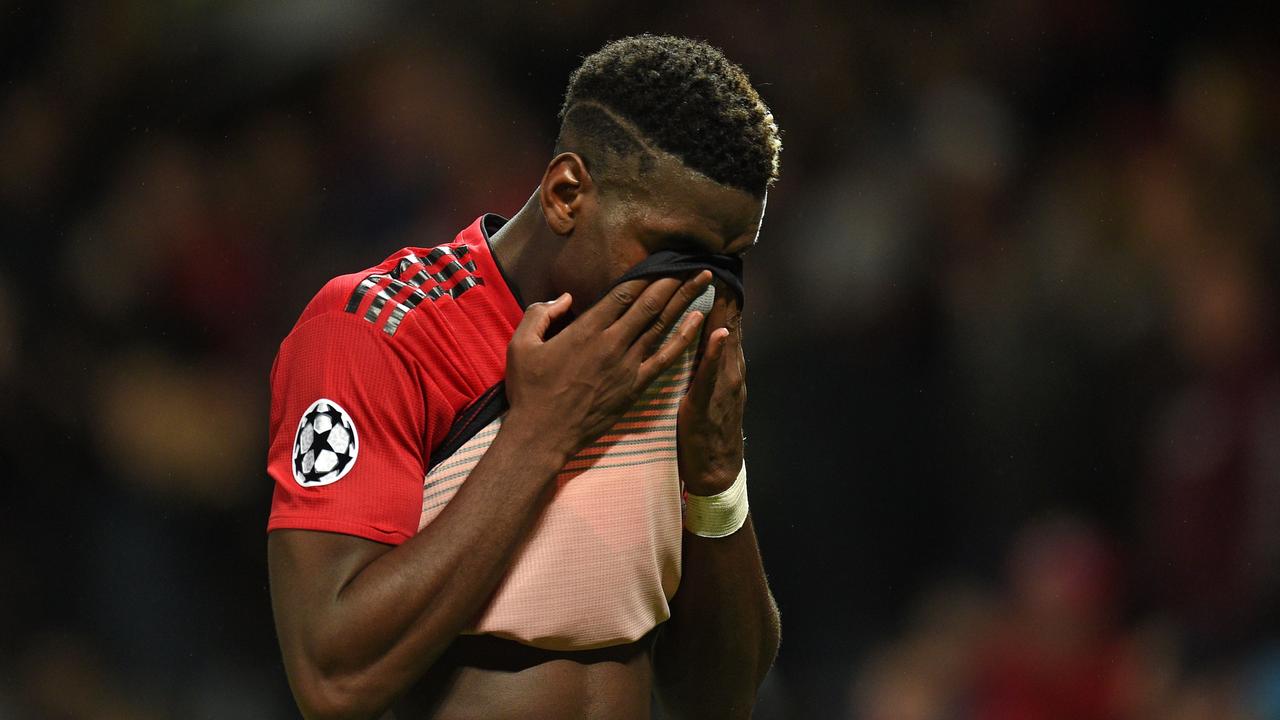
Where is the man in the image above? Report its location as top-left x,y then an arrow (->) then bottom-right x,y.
267,35 -> 781,719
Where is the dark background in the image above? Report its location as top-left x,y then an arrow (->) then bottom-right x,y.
1,1 -> 1277,718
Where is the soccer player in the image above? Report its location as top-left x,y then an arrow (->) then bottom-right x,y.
266,35 -> 781,719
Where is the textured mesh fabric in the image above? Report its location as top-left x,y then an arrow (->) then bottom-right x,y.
420,285 -> 716,650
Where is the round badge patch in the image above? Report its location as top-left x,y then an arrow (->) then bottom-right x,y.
292,398 -> 359,486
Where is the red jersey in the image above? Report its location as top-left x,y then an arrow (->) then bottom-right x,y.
267,215 -> 522,544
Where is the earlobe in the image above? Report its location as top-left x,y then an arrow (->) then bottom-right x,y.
540,152 -> 591,237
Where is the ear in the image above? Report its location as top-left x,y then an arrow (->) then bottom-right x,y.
539,152 -> 595,236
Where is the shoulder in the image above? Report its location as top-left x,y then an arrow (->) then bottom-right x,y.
275,215 -> 522,399
287,246 -> 476,342
280,231 -> 516,378
292,222 -> 520,340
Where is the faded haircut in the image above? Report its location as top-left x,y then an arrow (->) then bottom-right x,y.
556,35 -> 781,198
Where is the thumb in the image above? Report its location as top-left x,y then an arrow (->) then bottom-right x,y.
520,293 -> 572,342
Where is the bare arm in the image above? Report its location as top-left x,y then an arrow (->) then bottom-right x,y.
654,291 -> 781,719
269,273 -> 713,720
655,520 -> 780,719
269,419 -> 565,720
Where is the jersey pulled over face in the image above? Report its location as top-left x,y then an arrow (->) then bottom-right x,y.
266,214 -> 723,651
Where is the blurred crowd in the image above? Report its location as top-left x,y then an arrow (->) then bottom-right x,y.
0,1 -> 1276,718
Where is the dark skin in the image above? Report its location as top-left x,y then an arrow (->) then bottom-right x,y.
269,147 -> 779,719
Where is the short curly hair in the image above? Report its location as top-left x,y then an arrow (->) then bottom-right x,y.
557,35 -> 781,198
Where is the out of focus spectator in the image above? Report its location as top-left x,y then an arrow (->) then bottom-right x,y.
849,517 -> 1264,720
969,519 -> 1139,720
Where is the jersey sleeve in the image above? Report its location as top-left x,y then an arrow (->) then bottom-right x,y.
267,311 -> 427,545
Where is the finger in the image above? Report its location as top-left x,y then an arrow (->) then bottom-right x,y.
696,285 -> 730,361
628,271 -> 713,360
515,293 -> 572,343
725,293 -> 743,329
721,316 -> 746,385
638,308 -> 705,383
686,327 -> 729,409
722,302 -> 745,375
609,274 -> 698,345
578,278 -> 655,329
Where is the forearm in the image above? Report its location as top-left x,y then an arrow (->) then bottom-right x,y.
654,515 -> 780,719
275,419 -> 566,718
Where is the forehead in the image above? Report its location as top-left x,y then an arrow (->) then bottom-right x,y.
611,153 -> 765,254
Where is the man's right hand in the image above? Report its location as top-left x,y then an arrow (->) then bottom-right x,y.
505,271 -> 712,460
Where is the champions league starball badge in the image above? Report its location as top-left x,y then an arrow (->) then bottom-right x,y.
291,399 -> 359,486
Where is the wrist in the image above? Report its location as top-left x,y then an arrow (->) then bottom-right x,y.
495,410 -> 574,475
682,461 -> 742,496
684,462 -> 749,538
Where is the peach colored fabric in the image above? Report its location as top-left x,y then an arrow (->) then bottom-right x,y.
417,292 -> 711,651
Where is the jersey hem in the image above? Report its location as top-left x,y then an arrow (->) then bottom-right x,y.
267,516 -> 412,546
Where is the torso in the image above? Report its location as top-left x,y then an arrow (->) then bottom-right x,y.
389,633 -> 656,719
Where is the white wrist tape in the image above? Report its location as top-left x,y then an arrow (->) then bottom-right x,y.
684,463 -> 749,538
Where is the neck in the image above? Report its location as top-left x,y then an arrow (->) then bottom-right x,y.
488,192 -> 562,307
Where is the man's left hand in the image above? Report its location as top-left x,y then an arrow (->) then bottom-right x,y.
677,284 -> 746,496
